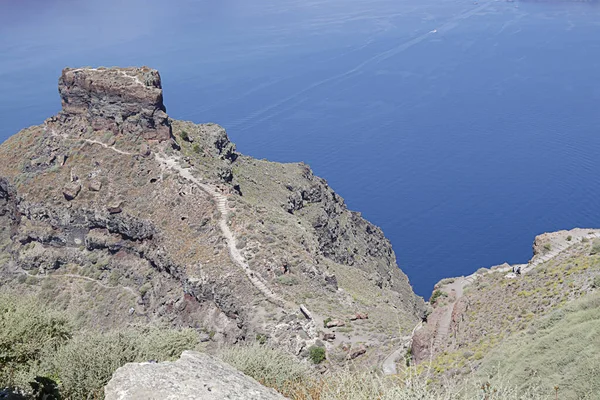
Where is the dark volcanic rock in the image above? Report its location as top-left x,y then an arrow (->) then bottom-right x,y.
58,67 -> 172,141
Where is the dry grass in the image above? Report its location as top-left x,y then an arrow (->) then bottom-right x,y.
220,344 -> 553,400
476,292 -> 600,400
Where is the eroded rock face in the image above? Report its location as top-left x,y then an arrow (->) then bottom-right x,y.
104,351 -> 286,400
0,178 -> 19,258
58,67 -> 171,141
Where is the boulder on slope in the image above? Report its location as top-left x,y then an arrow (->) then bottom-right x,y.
104,351 -> 287,400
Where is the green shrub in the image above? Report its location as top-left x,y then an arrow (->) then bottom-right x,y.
0,293 -> 200,398
430,289 -> 447,304
139,282 -> 152,297
543,243 -> 552,252
0,294 -> 72,388
592,275 -> 600,289
41,328 -> 200,399
256,334 -> 267,345
179,130 -> 190,142
276,275 -> 298,286
308,346 -> 326,364
566,235 -> 572,242
323,317 -> 332,328
220,344 -> 310,390
192,144 -> 201,154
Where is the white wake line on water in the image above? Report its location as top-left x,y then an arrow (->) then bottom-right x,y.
228,2 -> 494,134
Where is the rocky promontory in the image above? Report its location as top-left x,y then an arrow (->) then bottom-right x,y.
0,66 -> 424,372
57,67 -> 171,141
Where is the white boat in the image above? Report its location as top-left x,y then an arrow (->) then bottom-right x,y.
429,29 -> 437,33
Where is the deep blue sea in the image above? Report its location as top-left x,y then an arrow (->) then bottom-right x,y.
2,0 -> 600,297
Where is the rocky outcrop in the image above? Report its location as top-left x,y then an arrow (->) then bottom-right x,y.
0,67 -> 426,369
104,351 -> 286,400
57,67 -> 171,141
0,178 -> 19,260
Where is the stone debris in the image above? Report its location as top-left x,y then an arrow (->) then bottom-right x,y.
322,333 -> 336,342
300,304 -> 312,320
88,179 -> 102,192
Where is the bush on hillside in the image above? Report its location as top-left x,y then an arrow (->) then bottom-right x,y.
308,346 -> 326,364
179,130 -> 190,142
220,344 -> 311,393
0,293 -> 201,398
41,328 -> 200,399
430,289 -> 447,304
0,293 -> 72,388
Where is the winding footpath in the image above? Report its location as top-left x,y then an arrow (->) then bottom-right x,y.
154,153 -> 286,307
42,130 -> 287,307
382,321 -> 422,375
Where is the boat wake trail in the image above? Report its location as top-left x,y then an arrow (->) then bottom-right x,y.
230,2 -> 493,134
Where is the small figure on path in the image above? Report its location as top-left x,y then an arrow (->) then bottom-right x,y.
516,266 -> 521,275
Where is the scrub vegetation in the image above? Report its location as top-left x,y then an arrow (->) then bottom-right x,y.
0,293 -> 201,399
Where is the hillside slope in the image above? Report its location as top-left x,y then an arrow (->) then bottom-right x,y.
0,67 -> 424,367
412,228 -> 600,398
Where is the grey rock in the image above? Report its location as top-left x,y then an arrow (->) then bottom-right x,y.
322,333 -> 336,342
63,182 -> 81,200
88,179 -> 102,192
299,304 -> 312,320
104,351 -> 287,400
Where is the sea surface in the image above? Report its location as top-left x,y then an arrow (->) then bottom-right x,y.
1,0 -> 600,297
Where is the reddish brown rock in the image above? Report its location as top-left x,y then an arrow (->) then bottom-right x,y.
410,327 -> 433,364
58,67 -> 172,142
325,319 -> 345,328
347,344 -> 367,360
349,312 -> 368,321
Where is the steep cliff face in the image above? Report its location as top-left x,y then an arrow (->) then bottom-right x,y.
0,67 -> 424,366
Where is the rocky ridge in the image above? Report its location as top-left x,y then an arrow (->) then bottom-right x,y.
0,67 -> 424,368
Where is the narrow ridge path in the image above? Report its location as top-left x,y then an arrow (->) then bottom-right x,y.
19,269 -> 139,298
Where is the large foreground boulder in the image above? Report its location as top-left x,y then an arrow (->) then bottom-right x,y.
104,351 -> 286,400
